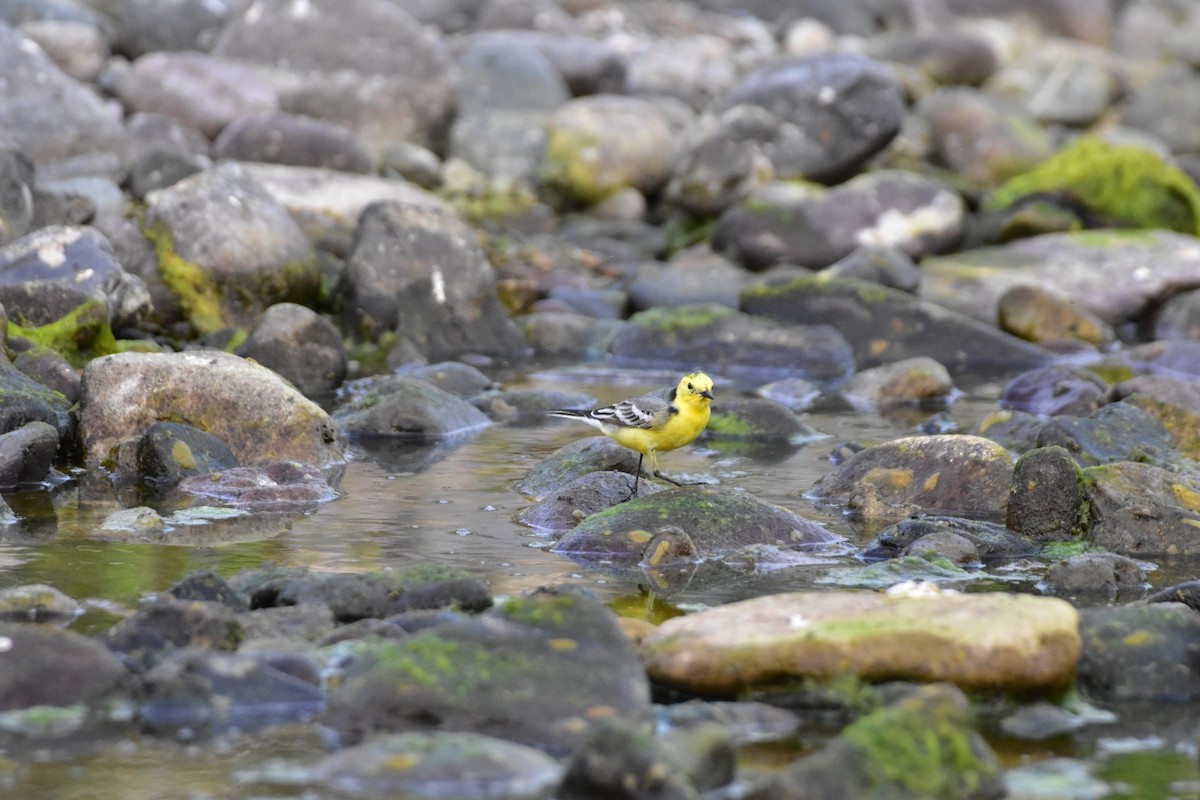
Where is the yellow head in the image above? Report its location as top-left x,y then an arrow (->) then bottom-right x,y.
677,372 -> 714,407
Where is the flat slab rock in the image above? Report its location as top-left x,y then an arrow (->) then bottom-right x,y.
641,590 -> 1079,695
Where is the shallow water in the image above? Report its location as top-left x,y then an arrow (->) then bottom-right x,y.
2,367 -> 1198,797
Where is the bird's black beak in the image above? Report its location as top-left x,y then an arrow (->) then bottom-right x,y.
701,389 -> 714,400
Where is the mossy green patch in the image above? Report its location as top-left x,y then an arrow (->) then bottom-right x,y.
500,592 -> 579,629
629,304 -> 733,333
365,635 -> 525,697
706,412 -> 756,437
986,138 -> 1200,235
842,688 -> 997,798
142,220 -> 226,334
6,299 -> 119,367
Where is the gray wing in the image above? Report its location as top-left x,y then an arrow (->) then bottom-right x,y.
590,388 -> 672,429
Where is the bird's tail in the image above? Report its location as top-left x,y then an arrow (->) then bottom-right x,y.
547,409 -> 589,420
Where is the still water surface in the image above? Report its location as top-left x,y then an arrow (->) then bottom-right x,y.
2,368 -> 1198,798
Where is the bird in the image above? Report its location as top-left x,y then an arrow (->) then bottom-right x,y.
547,372 -> 714,500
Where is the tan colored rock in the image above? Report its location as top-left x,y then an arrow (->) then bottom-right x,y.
998,284 -> 1114,346
79,351 -> 347,469
641,590 -> 1079,695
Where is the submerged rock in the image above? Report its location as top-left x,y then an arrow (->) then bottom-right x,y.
859,516 -> 1036,563
641,590 -> 1080,696
333,375 -> 492,441
0,623 -> 127,710
517,436 -> 643,500
134,421 -> 239,490
1077,602 -> 1200,701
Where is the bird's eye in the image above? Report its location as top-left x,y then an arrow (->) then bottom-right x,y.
687,383 -> 694,390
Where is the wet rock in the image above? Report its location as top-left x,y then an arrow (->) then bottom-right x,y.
1145,580 -> 1200,612
237,604 -> 337,644
1121,63 -> 1200,154
447,34 -> 568,185
0,24 -> 129,178
517,436 -> 645,500
110,51 -> 278,139
714,170 -> 964,271
323,585 -> 651,754
0,225 -> 151,330
518,474 -> 667,537
1118,339 -> 1200,380
904,531 -> 979,565
999,366 -> 1110,417
123,111 -> 211,200
0,584 -> 79,622
657,700 -> 801,747
235,303 -> 348,397
541,94 -> 684,206
333,375 -> 492,441
860,516 -> 1036,563
101,0 -> 239,57
558,719 -> 706,800
99,506 -> 165,535
232,564 -> 491,623
0,357 -> 73,443
1007,446 -> 1087,543
713,53 -> 904,185
553,486 -> 841,564
641,591 -> 1079,695
866,28 -> 998,86
609,304 -> 854,387
1036,402 -> 1184,469
0,420 -> 59,489
706,396 -> 824,445
997,284 -> 1115,346
176,461 -> 338,512
628,248 -> 750,311
742,275 -> 1050,374
142,162 -> 320,334
920,230 -> 1200,332
841,357 -> 954,411
0,623 -> 127,710
1041,552 -> 1146,597
78,350 -> 348,469
305,731 -> 563,800
214,112 -> 374,174
314,617 -> 408,647
987,138 -> 1200,236
134,421 -> 239,490
212,0 -> 456,153
1113,374 -> 1200,459
917,87 -> 1053,188
808,435 -> 1014,520
518,311 -> 620,361
754,376 -> 821,412
137,648 -> 324,737
405,361 -> 494,398
167,570 -> 246,612
822,245 -> 921,293
337,200 -> 529,361
0,149 -> 35,246
1153,287 -> 1200,340
1077,602 -> 1200,702
12,346 -> 80,404
1081,460 -> 1200,556
103,596 -> 243,666
777,684 -> 1003,800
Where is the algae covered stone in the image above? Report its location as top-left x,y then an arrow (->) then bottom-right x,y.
641,590 -> 1080,696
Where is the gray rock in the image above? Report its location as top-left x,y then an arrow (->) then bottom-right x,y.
559,719 -> 704,800
0,149 -> 34,245
742,274 -> 1050,374
0,420 -> 58,488
866,29 -> 998,86
334,375 -> 492,441
1042,552 -> 1146,596
519,311 -> 619,360
990,40 -> 1122,126
213,112 -> 374,174
916,87 -> 1054,187
212,0 -> 457,152
1153,287 -> 1200,340
405,361 -> 493,398
1078,603 -> 1200,701
11,346 -> 79,403
0,224 -> 151,329
0,23 -> 129,179
518,471 -> 665,535
666,105 -> 778,216
1082,460 -> 1200,556
822,245 -> 921,293
143,162 -> 320,333
714,53 -> 905,184
714,170 -> 964,270
0,623 -> 126,711
517,436 -> 644,500
124,111 -> 211,199
78,350 -> 348,469
99,0 -> 241,57
337,200 -> 528,362
0,583 -> 78,622
307,731 -> 563,800
628,248 -> 749,311
860,516 -> 1037,562
609,304 -> 855,388
1121,63 -> 1200,154
999,366 -> 1110,417
134,421 -> 239,489
16,16 -> 109,82
237,604 -> 336,643
0,356 -> 72,442
236,303 -> 348,397
322,585 -> 651,754
1007,446 -> 1086,543
110,51 -> 278,138
706,396 -> 825,445
1036,402 -> 1183,469
459,30 -> 625,96
841,357 -> 954,411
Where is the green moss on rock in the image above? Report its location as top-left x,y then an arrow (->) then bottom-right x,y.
986,138 -> 1200,235
7,300 -> 119,367
142,220 -> 227,334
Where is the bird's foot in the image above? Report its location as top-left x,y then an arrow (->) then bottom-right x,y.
652,470 -> 684,486
653,470 -> 717,487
